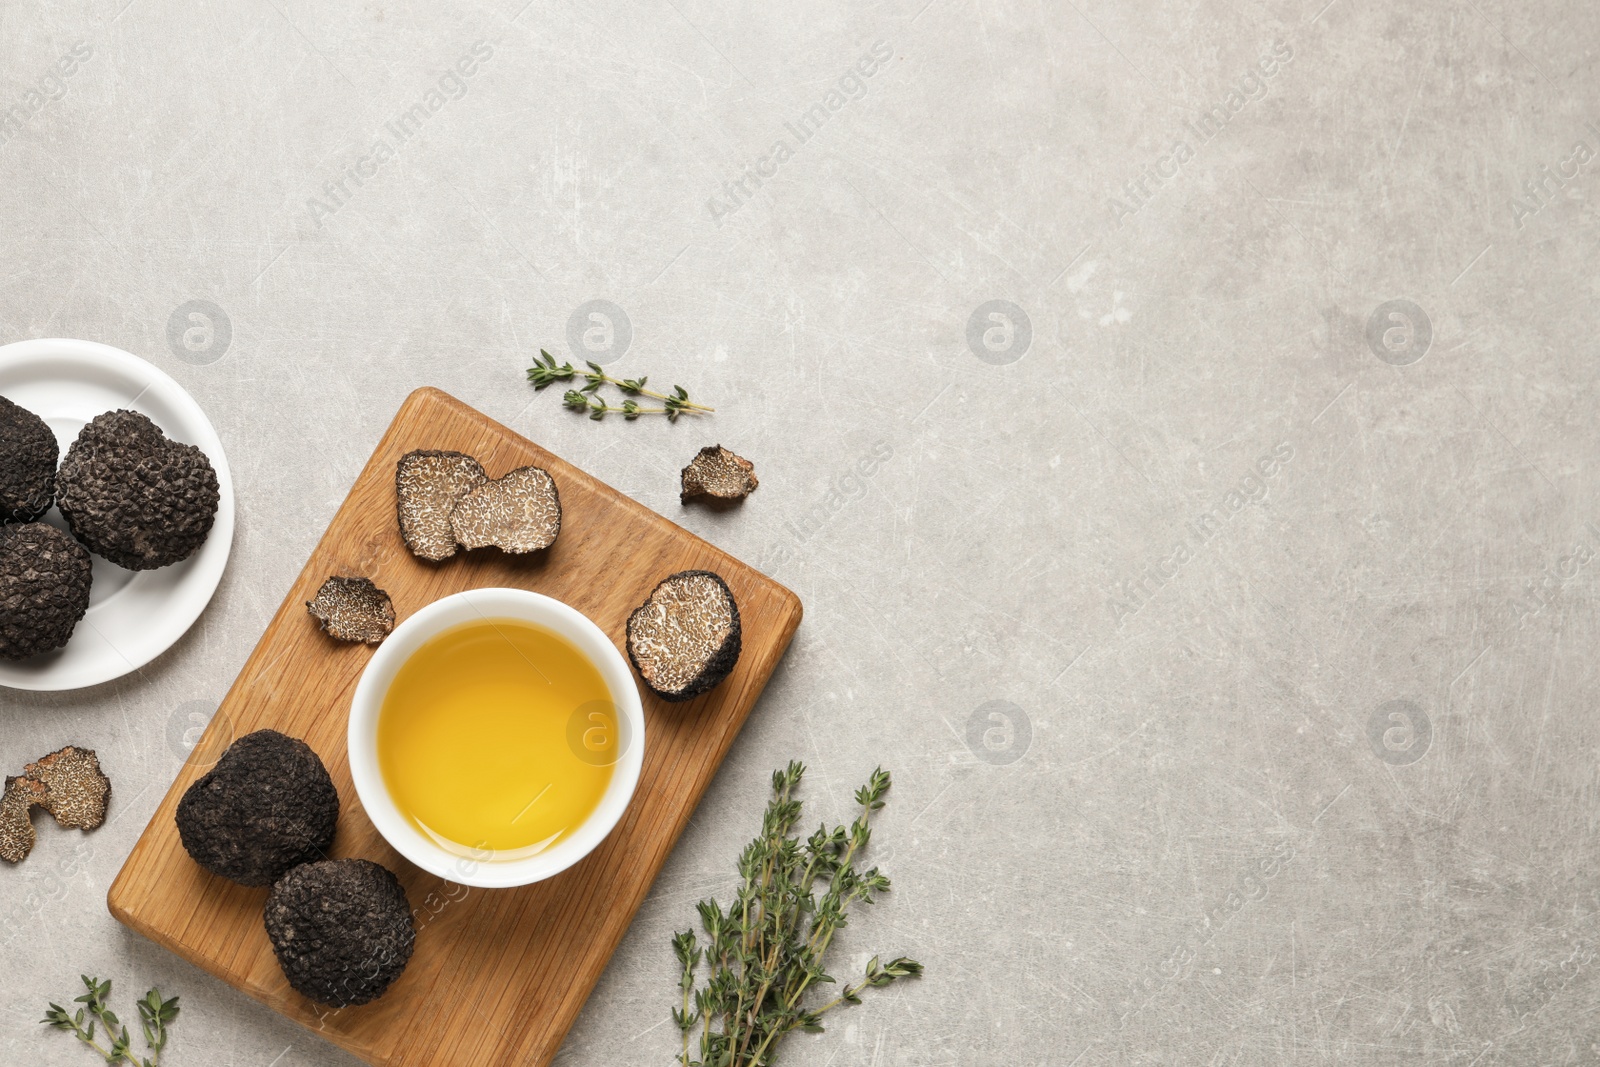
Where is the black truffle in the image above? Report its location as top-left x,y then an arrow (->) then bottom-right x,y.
626,570 -> 742,702
680,445 -> 758,504
25,745 -> 111,830
449,464 -> 561,554
307,576 -> 395,644
395,450 -> 486,561
264,859 -> 416,1007
176,730 -> 339,887
56,410 -> 219,570
0,396 -> 58,524
0,775 -> 49,864
0,522 -> 93,660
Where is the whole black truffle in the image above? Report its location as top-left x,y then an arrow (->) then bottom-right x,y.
176,730 -> 339,887
626,570 -> 742,702
264,859 -> 416,1007
0,522 -> 92,660
0,396 -> 58,523
57,410 -> 219,570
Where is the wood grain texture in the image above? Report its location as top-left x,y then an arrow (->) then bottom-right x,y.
107,387 -> 802,1066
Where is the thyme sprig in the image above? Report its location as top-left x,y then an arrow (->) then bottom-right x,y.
42,976 -> 179,1066
528,350 -> 713,421
562,390 -> 695,421
672,763 -> 922,1066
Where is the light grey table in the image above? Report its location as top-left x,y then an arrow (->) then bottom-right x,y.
4,0 -> 1598,1063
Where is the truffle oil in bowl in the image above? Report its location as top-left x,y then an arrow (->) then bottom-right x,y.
377,618 -> 617,859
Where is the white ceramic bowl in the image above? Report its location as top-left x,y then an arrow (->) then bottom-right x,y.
348,588 -> 644,889
0,338 -> 235,691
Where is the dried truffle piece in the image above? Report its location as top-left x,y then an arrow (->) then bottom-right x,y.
264,858 -> 416,1007
176,730 -> 339,887
308,576 -> 395,645
56,409 -> 220,570
395,450 -> 486,561
626,570 -> 742,702
24,746 -> 110,830
0,522 -> 93,660
449,465 -> 561,554
680,445 -> 758,504
0,396 -> 58,524
0,775 -> 49,864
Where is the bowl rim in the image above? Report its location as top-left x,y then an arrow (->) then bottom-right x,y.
348,587 -> 645,889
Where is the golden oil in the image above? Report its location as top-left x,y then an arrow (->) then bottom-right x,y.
377,618 -> 616,857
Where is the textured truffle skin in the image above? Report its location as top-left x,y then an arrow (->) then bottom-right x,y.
57,410 -> 219,570
0,522 -> 93,659
0,396 -> 58,524
395,450 -> 486,561
264,859 -> 416,1007
176,730 -> 339,887
307,576 -> 395,644
680,445 -> 758,504
626,570 -> 742,702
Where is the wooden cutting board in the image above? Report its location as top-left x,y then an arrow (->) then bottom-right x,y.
108,387 -> 802,1066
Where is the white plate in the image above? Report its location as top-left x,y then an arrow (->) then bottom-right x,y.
0,339 -> 234,691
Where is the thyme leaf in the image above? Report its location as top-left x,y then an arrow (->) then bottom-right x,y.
43,976 -> 179,1066
528,350 -> 713,420
672,763 -> 922,1066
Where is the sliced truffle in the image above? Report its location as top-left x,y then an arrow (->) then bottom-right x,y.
0,396 -> 58,524
24,746 -> 110,830
176,730 -> 339,887
264,858 -> 416,1007
0,522 -> 93,660
395,450 -> 486,561
680,445 -> 758,504
0,775 -> 49,864
308,576 -> 395,644
449,465 -> 561,554
626,570 -> 742,702
56,409 -> 219,570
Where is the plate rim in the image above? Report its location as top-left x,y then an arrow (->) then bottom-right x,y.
0,338 -> 235,692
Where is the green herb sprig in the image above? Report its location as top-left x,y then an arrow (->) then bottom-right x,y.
672,763 -> 922,1066
528,350 -> 713,421
42,977 -> 179,1066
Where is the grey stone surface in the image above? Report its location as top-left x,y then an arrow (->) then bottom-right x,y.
3,0 -> 1599,1063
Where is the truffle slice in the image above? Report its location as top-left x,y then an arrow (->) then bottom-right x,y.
626,570 -> 742,702
24,746 -> 110,830
0,775 -> 49,864
449,465 -> 561,554
396,450 -> 486,561
264,859 -> 416,1007
0,522 -> 93,660
176,730 -> 339,887
0,396 -> 58,524
680,445 -> 758,504
56,409 -> 220,570
308,576 -> 395,644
